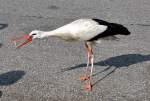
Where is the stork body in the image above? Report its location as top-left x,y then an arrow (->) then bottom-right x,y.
12,18 -> 130,91
38,19 -> 129,41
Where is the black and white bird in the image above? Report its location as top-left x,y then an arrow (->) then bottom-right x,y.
12,18 -> 130,91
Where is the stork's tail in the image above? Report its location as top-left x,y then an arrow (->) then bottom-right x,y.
110,23 -> 131,35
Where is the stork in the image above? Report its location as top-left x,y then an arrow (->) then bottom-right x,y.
11,18 -> 130,91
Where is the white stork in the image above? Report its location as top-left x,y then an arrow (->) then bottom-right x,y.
11,18 -> 130,91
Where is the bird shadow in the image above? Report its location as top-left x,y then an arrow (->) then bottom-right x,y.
62,54 -> 150,71
0,23 -> 8,30
0,70 -> 25,86
61,54 -> 150,85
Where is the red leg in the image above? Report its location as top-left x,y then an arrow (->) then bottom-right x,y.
79,42 -> 91,81
81,42 -> 93,91
85,42 -> 91,71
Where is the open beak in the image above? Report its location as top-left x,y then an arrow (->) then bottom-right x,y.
11,34 -> 32,49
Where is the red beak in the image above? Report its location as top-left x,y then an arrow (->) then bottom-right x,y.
11,34 -> 32,49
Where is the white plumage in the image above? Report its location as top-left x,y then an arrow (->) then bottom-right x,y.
37,19 -> 107,42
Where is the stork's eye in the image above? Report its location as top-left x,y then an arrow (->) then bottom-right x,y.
32,33 -> 36,36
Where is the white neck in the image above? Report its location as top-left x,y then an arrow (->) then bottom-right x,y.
40,30 -> 58,38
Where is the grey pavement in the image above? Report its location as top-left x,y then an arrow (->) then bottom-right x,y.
0,0 -> 150,101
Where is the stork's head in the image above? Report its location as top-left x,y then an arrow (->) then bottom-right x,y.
11,30 -> 42,49
29,30 -> 42,39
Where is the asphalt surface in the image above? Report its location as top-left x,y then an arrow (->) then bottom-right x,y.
0,0 -> 150,101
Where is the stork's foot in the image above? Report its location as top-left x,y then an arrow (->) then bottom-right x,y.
79,75 -> 89,81
84,82 -> 92,91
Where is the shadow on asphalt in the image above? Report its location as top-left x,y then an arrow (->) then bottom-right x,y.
0,70 -> 25,86
0,70 -> 25,98
0,90 -> 2,98
62,54 -> 150,71
0,23 -> 8,30
61,54 -> 150,85
0,23 -> 8,48
0,43 -> 2,48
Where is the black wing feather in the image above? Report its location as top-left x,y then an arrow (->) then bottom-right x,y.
89,19 -> 130,41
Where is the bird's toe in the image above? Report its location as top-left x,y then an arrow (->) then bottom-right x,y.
84,82 -> 92,91
79,75 -> 89,81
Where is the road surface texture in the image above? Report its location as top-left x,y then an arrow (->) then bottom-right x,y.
0,0 -> 150,101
